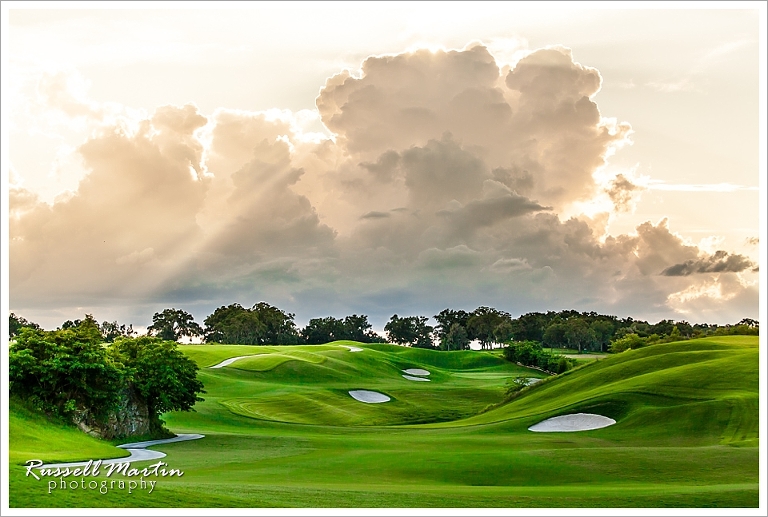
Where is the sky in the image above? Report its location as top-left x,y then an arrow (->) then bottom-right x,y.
2,2 -> 765,332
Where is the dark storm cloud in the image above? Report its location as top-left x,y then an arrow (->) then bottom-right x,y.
660,250 -> 757,276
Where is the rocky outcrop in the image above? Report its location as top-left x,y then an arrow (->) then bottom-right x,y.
72,385 -> 155,439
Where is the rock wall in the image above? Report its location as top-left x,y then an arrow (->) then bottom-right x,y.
72,385 -> 154,439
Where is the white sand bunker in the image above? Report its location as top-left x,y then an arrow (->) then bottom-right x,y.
348,390 -> 390,403
210,356 -> 253,368
341,345 -> 363,352
524,377 -> 543,385
402,374 -> 430,382
529,413 -> 616,432
402,368 -> 430,376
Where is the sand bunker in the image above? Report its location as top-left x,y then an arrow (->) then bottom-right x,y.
528,413 -> 616,432
525,377 -> 543,385
348,390 -> 390,403
341,345 -> 364,352
210,356 -> 254,368
402,368 -> 430,376
402,374 -> 430,382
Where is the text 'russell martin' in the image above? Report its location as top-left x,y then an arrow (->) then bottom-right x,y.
25,459 -> 184,495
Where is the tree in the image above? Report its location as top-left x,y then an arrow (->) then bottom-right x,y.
9,313 -> 41,338
442,323 -> 470,351
542,322 -> 567,348
493,320 -> 515,345
590,320 -> 615,352
302,316 -> 346,344
434,309 -> 470,340
109,336 -> 205,426
100,320 -> 135,343
10,326 -> 124,420
564,318 -> 597,353
384,315 -> 434,348
467,306 -> 510,349
250,302 -> 301,344
609,333 -> 646,353
204,302 -> 300,345
509,312 -> 546,342
148,308 -> 202,342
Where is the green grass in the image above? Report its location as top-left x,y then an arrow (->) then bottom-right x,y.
8,336 -> 759,508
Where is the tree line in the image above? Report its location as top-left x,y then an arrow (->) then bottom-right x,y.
9,305 -> 759,353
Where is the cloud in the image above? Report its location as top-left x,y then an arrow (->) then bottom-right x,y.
605,173 -> 644,212
660,250 -> 757,276
9,44 -> 757,328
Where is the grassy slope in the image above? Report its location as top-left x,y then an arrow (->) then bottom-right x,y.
8,336 -> 759,508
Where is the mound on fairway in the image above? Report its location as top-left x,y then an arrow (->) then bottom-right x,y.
402,368 -> 430,376
528,413 -> 616,432
349,390 -> 390,403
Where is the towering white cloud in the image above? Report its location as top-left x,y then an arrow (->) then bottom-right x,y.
9,44 -> 757,327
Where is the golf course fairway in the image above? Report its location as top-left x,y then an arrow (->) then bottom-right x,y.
9,336 -> 759,508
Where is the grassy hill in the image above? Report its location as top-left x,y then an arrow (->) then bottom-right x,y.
8,336 -> 759,508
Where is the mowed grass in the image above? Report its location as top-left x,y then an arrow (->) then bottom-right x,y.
8,336 -> 759,508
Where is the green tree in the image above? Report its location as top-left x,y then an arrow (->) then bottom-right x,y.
564,318 -> 597,353
493,320 -> 515,345
609,333 -> 646,353
9,313 -> 41,338
9,327 -> 124,420
467,306 -> 510,349
384,315 -> 434,348
100,320 -> 135,343
109,336 -> 205,428
441,322 -> 470,351
434,309 -> 470,343
148,308 -> 202,342
590,320 -> 615,352
542,322 -> 568,348
204,302 -> 300,345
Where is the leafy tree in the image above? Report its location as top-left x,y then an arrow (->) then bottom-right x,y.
9,313 -> 41,338
100,320 -> 135,343
564,318 -> 597,353
204,302 -> 300,345
148,308 -> 203,342
441,322 -> 470,351
509,312 -> 546,342
384,315 -> 434,348
250,302 -> 301,344
10,327 -> 124,420
493,320 -> 515,345
609,333 -> 646,353
542,322 -> 567,348
302,316 -> 346,344
467,306 -> 510,349
590,320 -> 615,352
434,309 -> 470,340
109,336 -> 205,428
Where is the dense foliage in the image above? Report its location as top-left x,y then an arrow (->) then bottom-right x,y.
203,302 -> 301,344
502,341 -> 573,374
9,316 -> 205,431
9,312 -> 41,338
302,314 -> 387,344
384,315 -> 435,348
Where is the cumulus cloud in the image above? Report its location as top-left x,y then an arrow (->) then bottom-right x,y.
9,43 -> 757,327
